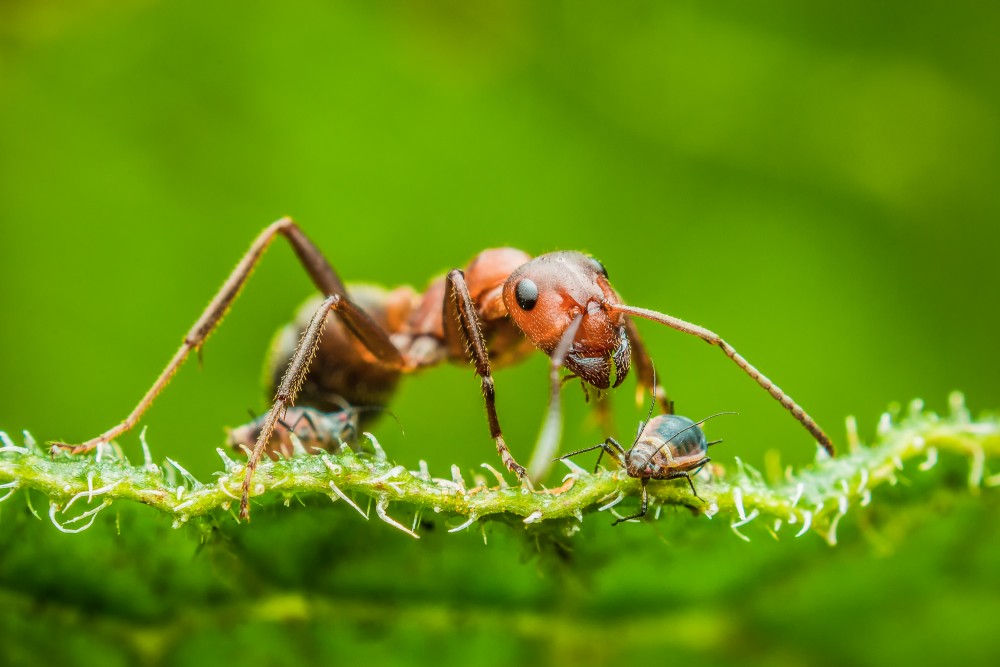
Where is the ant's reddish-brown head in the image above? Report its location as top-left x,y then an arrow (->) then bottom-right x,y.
502,251 -> 630,389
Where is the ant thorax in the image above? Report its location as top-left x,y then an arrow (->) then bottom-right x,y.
624,415 -> 710,479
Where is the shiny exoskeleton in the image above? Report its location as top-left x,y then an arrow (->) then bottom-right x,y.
558,413 -> 728,525
58,217 -> 835,520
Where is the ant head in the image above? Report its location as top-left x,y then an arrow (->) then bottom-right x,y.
503,252 -> 630,389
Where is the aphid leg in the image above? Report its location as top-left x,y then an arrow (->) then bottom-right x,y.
613,304 -> 835,457
56,217 -> 346,455
443,270 -> 526,479
240,293 -> 405,519
624,318 -> 672,414
290,411 -> 321,441
597,438 -> 628,472
555,438 -> 626,473
612,478 -> 649,526
527,314 -> 584,482
669,457 -> 710,500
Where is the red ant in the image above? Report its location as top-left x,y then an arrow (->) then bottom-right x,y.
57,217 -> 835,520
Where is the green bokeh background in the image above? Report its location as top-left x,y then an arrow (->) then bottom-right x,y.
1,1 -> 998,665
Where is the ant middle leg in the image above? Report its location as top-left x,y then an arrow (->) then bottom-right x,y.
58,217 -> 346,455
527,313 -> 584,482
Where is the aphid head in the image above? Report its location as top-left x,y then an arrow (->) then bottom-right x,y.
503,251 -> 630,389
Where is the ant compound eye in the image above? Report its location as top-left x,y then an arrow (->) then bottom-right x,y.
515,279 -> 539,311
589,257 -> 608,279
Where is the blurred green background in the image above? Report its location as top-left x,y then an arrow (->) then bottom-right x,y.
1,1 -> 998,665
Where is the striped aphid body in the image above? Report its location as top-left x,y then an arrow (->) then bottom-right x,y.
558,412 -> 729,525
624,415 -> 711,481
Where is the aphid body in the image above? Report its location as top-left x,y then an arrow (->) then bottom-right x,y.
558,412 -> 727,525
624,414 -> 711,481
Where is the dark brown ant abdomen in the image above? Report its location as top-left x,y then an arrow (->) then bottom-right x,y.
264,284 -> 412,415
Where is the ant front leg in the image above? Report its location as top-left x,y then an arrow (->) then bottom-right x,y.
443,270 -> 527,480
57,217 -> 345,455
240,292 -> 404,519
527,313 -> 583,482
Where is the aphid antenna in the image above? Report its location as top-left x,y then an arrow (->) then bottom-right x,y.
554,367 -> 663,468
632,365 -> 660,449
353,405 -> 405,436
329,394 -> 405,436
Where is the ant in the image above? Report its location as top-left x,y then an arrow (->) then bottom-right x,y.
557,389 -> 733,524
56,217 -> 835,520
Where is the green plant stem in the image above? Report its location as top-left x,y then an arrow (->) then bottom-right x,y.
1,394 -> 997,542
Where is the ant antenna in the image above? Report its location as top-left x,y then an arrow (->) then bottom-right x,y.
641,411 -> 738,467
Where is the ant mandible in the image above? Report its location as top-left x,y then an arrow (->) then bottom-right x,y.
57,217 -> 835,520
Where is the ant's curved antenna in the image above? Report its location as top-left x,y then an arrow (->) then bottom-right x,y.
640,411 -> 738,467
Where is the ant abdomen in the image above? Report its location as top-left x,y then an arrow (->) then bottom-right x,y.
264,285 -> 410,414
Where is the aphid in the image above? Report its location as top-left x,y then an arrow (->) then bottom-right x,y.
56,217 -> 835,520
557,410 -> 732,525
227,405 -> 359,460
